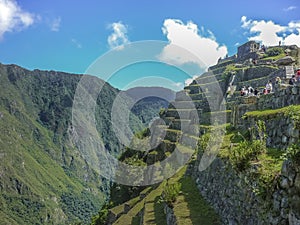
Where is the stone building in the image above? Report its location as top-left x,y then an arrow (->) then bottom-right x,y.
237,41 -> 260,60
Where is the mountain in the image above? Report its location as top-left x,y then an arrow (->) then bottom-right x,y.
125,87 -> 176,126
0,63 -> 145,224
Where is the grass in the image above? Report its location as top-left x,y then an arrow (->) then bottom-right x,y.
261,52 -> 286,61
243,105 -> 300,119
143,182 -> 166,224
164,166 -> 221,225
174,176 -> 221,225
218,124 -> 284,199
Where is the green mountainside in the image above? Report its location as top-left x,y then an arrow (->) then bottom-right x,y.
0,63 -> 159,224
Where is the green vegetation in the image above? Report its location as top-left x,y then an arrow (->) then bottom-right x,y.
173,176 -> 221,225
162,182 -> 181,207
281,142 -> 300,163
217,124 -> 283,199
130,96 -> 170,126
0,63 -> 148,224
265,47 -> 285,57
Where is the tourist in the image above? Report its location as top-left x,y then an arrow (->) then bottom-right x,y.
240,86 -> 246,96
289,75 -> 297,86
265,80 -> 273,93
248,86 -> 254,96
275,77 -> 282,85
254,88 -> 259,96
296,69 -> 300,82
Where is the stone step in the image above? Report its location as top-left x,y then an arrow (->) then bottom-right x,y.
165,109 -> 199,120
194,73 -> 224,83
169,100 -> 201,110
163,116 -> 175,125
165,129 -> 182,143
159,139 -> 176,153
208,64 -> 229,73
180,134 -> 199,148
142,182 -> 165,225
169,119 -> 192,130
108,187 -> 153,225
175,90 -> 191,101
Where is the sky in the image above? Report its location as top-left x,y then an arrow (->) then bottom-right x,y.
1,0 -> 300,90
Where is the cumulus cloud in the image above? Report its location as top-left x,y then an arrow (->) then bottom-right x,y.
50,17 -> 61,32
283,6 -> 297,12
185,75 -> 198,86
173,82 -> 184,89
241,16 -> 300,46
158,19 -> 227,70
107,21 -> 129,50
0,0 -> 36,39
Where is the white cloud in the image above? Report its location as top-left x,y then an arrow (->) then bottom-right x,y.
283,6 -> 297,12
71,38 -> 82,48
0,0 -> 36,39
185,75 -> 198,86
50,17 -> 61,32
173,82 -> 184,89
241,16 -> 300,46
158,19 -> 227,69
107,21 -> 129,50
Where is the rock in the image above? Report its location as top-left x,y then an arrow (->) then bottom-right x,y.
281,197 -> 289,208
292,87 -> 298,95
280,177 -> 290,189
294,174 -> 300,190
289,211 -> 300,225
274,56 -> 296,65
282,135 -> 288,143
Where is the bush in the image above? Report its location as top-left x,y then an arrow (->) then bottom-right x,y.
265,47 -> 284,57
282,142 -> 300,163
162,182 -> 181,207
230,140 -> 266,170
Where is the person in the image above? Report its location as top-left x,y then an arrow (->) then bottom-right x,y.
275,77 -> 282,85
265,80 -> 273,93
254,88 -> 259,96
289,75 -> 297,86
240,87 -> 245,96
263,88 -> 268,95
296,69 -> 300,82
248,86 -> 254,96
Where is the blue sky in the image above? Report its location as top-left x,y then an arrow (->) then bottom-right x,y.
1,0 -> 300,90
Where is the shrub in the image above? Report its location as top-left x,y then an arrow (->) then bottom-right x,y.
265,47 -> 284,57
162,182 -> 181,207
230,140 -> 266,170
282,142 -> 300,163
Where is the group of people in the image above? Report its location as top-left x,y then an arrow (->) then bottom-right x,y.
240,69 -> 300,97
240,85 -> 259,96
289,69 -> 300,85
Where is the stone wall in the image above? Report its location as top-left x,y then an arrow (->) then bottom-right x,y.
242,113 -> 299,149
230,86 -> 300,150
191,156 -> 300,225
231,86 -> 300,129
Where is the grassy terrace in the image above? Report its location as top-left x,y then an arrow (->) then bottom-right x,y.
243,104 -> 300,119
167,166 -> 221,225
217,124 -> 284,198
109,165 -> 221,225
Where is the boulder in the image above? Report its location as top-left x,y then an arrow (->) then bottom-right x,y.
274,56 -> 296,65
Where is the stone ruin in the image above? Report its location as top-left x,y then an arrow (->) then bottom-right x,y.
237,40 -> 260,61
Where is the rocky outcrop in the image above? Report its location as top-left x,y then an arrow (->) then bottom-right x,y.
275,56 -> 296,66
